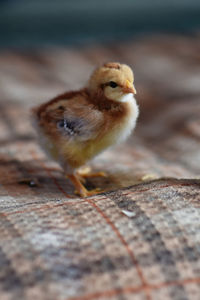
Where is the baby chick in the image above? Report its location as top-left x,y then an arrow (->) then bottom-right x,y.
32,62 -> 139,197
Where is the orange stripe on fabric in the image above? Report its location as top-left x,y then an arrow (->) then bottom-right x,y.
67,277 -> 200,300
3,199 -> 87,216
122,181 -> 200,196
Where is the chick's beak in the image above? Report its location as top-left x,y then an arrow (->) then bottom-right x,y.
123,79 -> 137,94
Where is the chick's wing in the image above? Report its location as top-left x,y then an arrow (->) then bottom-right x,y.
40,93 -> 105,143
60,102 -> 104,142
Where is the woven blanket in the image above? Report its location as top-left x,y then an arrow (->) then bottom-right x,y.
0,35 -> 200,300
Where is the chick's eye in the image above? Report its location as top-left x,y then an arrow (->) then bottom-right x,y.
109,81 -> 118,88
57,119 -> 65,129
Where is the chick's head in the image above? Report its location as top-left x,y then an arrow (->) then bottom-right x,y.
88,62 -> 136,102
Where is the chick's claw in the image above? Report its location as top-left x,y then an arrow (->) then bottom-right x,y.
75,188 -> 102,198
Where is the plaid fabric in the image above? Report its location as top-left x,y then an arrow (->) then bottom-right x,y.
0,35 -> 200,299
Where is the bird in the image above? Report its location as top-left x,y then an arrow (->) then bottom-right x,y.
32,62 -> 139,197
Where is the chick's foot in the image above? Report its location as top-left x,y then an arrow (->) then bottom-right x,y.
78,166 -> 107,179
67,174 -> 103,197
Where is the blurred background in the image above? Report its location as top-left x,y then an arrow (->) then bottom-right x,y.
0,0 -> 200,48
0,0 -> 200,182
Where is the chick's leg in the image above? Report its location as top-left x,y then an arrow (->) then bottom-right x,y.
68,174 -> 101,198
78,166 -> 107,179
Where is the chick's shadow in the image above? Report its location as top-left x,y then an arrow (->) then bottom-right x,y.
1,156 -> 142,198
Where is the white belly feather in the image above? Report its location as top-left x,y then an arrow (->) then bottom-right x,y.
114,93 -> 139,144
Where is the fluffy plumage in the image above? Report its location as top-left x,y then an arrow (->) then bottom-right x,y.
32,62 -> 139,197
